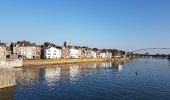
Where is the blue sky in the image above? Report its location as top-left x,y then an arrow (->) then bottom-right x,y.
0,0 -> 170,52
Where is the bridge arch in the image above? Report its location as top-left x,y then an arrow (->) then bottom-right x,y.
132,48 -> 170,54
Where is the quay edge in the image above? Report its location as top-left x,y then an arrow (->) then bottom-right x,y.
0,59 -> 23,69
23,57 -> 130,67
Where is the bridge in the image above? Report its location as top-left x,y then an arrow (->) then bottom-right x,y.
132,48 -> 170,53
131,48 -> 170,58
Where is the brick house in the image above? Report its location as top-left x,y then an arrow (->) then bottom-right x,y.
61,47 -> 70,58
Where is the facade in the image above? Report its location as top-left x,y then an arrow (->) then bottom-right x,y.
13,46 -> 41,59
6,46 -> 12,58
70,48 -> 79,58
61,47 -> 70,58
100,52 -> 106,58
105,51 -> 112,58
0,46 -> 6,59
44,47 -> 61,59
99,51 -> 112,58
11,41 -> 41,59
0,40 -> 125,60
86,50 -> 97,58
78,48 -> 87,58
96,50 -> 102,58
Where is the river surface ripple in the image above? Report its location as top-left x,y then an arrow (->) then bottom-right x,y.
1,58 -> 170,100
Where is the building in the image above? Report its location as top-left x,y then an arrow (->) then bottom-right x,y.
70,48 -> 79,58
78,48 -> 87,58
0,46 -> 6,59
114,51 -> 122,58
110,49 -> 121,58
95,50 -> 101,58
44,47 -> 61,59
105,51 -> 112,58
0,41 -> 7,59
99,50 -> 112,58
14,46 -> 41,59
64,41 -> 67,47
100,52 -> 106,58
61,47 -> 70,58
11,40 -> 41,59
86,50 -> 97,58
63,41 -> 72,47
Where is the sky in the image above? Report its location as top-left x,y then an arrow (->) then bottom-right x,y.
0,0 -> 170,53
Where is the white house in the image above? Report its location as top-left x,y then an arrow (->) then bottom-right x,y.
100,51 -> 112,58
100,53 -> 106,58
44,47 -> 61,59
86,50 -> 96,58
70,48 -> 79,58
106,52 -> 112,58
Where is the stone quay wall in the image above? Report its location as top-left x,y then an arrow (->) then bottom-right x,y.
0,69 -> 16,89
0,59 -> 23,69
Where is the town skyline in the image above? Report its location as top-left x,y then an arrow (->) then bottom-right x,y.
0,0 -> 170,52
1,40 -> 170,55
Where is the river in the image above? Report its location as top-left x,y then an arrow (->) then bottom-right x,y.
0,58 -> 170,100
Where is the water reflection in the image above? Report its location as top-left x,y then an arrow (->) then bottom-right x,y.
112,61 -> 126,71
0,62 -> 127,89
91,63 -> 97,68
0,61 -> 128,100
0,86 -> 15,100
167,59 -> 170,67
69,65 -> 79,82
2,58 -> 170,100
16,68 -> 40,87
44,68 -> 61,86
117,65 -> 123,71
39,62 -> 126,85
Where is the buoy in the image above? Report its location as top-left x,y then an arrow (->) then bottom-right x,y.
136,72 -> 138,75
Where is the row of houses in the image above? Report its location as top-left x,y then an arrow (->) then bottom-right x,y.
0,40 -> 127,60
43,46 -> 113,59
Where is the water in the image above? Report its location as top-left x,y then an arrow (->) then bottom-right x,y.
1,58 -> 170,100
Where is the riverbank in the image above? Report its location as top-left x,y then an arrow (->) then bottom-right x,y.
23,57 -> 129,67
